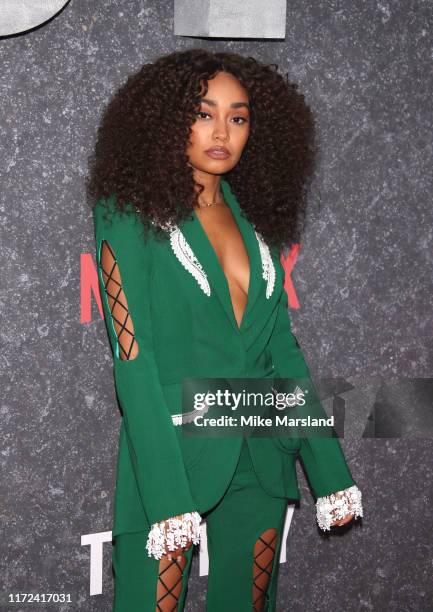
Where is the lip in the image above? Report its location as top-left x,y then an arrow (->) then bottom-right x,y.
204,147 -> 230,159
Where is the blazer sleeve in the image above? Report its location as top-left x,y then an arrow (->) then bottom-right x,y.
93,195 -> 197,527
268,256 -> 358,500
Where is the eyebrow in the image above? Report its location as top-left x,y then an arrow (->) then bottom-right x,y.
199,97 -> 250,110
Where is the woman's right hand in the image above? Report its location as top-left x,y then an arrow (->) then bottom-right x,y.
146,510 -> 202,560
162,513 -> 194,560
150,512 -> 201,561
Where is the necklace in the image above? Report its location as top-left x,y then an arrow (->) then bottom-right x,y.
197,195 -> 224,208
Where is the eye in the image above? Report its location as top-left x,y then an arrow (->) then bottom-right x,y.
195,111 -> 249,124
232,116 -> 248,125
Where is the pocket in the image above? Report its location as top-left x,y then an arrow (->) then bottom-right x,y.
272,436 -> 300,454
184,442 -> 208,470
177,433 -> 208,469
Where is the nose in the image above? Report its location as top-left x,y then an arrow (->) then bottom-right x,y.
212,117 -> 229,142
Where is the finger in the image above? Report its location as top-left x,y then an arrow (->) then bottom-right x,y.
166,542 -> 193,561
332,514 -> 353,526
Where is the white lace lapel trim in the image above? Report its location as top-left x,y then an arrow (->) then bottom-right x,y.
167,224 -> 275,300
254,230 -> 276,299
169,226 -> 211,296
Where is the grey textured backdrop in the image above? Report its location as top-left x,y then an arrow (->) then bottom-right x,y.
1,1 -> 432,610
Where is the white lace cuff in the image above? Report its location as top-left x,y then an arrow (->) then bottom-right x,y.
316,485 -> 363,531
145,511 -> 202,560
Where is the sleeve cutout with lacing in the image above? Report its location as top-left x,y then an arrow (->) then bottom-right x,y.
98,239 -> 139,361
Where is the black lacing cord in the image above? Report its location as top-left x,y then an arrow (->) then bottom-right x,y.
99,240 -> 136,360
156,557 -> 185,611
252,531 -> 278,611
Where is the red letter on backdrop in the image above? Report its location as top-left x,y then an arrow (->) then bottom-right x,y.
280,244 -> 301,309
80,253 -> 103,323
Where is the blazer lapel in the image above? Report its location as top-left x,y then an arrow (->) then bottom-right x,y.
177,178 -> 262,334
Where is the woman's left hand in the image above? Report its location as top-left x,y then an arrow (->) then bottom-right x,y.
316,485 -> 363,531
329,489 -> 355,527
330,512 -> 354,527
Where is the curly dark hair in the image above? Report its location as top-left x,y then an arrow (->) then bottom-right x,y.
85,48 -> 317,250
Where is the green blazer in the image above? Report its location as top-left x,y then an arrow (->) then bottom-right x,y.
93,178 -> 357,537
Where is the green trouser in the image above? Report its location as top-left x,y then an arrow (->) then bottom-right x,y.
112,438 -> 288,611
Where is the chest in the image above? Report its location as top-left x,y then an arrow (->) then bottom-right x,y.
154,189 -> 280,334
194,206 -> 250,298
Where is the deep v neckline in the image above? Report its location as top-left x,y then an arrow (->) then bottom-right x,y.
191,180 -> 254,331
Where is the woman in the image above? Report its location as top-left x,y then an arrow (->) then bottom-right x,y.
86,48 -> 362,612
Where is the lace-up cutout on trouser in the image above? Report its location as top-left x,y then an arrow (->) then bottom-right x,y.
156,555 -> 189,611
252,528 -> 278,611
112,439 -> 288,611
112,529 -> 194,612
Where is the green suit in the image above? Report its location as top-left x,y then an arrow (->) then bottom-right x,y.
93,178 -> 357,538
